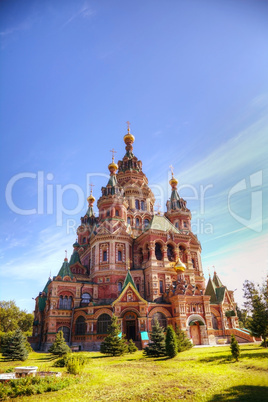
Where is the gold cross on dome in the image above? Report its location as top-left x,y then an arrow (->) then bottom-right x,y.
169,164 -> 174,177
126,121 -> 131,133
110,148 -> 117,162
155,203 -> 161,214
89,183 -> 95,195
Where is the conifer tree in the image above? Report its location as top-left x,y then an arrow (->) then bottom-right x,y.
230,334 -> 240,361
175,325 -> 192,352
143,318 -> 166,357
128,339 -> 138,354
165,325 -> 178,358
48,330 -> 71,357
100,315 -> 128,356
2,329 -> 29,361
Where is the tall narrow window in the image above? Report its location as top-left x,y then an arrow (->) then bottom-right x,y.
118,250 -> 122,261
159,280 -> 163,293
135,199 -> 139,209
127,217 -> 131,225
97,314 -> 111,334
141,200 -> 145,210
115,210 -> 119,216
118,282 -> 123,293
136,218 -> 140,227
103,250 -> 107,262
75,316 -> 86,335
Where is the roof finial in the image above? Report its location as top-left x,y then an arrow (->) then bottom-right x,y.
169,165 -> 178,189
208,267 -> 211,277
64,250 -> 68,261
155,202 -> 161,215
169,164 -> 174,178
212,265 -> 216,274
126,121 -> 131,134
110,148 -> 117,163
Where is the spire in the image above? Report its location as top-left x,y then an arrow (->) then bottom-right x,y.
57,255 -> 73,279
86,184 -> 95,217
107,150 -> 118,188
123,121 -> 135,156
69,241 -> 82,265
169,165 -> 180,201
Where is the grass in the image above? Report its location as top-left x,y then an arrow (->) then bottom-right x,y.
0,344 -> 267,401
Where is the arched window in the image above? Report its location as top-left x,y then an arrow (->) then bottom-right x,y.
103,250 -> 107,262
83,237 -> 86,243
127,217 -> 131,225
118,250 -> 122,261
141,200 -> 145,210
59,295 -> 72,310
75,316 -> 86,335
175,222 -> 179,229
81,293 -> 91,305
115,209 -> 119,216
144,219 -> 150,229
97,314 -> 111,334
212,314 -> 218,330
152,312 -> 167,329
135,199 -> 140,209
58,326 -> 70,343
167,244 -> 175,262
118,282 -> 123,293
136,218 -> 140,227
155,242 -> 163,260
192,258 -> 196,268
67,296 -> 72,309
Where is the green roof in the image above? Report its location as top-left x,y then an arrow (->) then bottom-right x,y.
149,215 -> 180,233
170,189 -> 180,201
57,259 -> 73,279
69,250 -> 81,266
121,270 -> 137,292
38,296 -> 47,312
42,277 -> 52,294
107,174 -> 117,187
86,206 -> 95,217
205,274 -> 226,304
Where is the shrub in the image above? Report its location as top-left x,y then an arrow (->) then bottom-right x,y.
66,356 -> 87,375
230,334 -> 240,361
175,325 -> 193,352
48,331 -> 71,357
165,325 -> 178,358
0,376 -> 77,400
128,339 -> 138,354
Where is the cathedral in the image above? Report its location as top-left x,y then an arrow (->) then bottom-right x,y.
30,127 -> 255,351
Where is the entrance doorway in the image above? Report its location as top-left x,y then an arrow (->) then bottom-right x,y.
123,312 -> 137,341
190,323 -> 201,345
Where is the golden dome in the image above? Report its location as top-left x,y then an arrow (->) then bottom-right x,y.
124,133 -> 135,144
108,161 -> 118,172
169,176 -> 178,186
87,194 -> 95,203
174,258 -> 186,272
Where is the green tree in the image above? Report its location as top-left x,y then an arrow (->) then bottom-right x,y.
48,331 -> 71,357
128,339 -> 138,354
165,325 -> 178,358
143,319 -> 166,357
100,315 -> 128,356
243,279 -> 268,347
230,334 -> 240,361
175,325 -> 193,352
2,329 -> 29,361
0,300 -> 34,333
236,306 -> 251,329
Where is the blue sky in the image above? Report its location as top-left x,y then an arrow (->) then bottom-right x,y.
0,0 -> 267,312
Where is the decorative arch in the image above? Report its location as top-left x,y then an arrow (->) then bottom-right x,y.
187,314 -> 206,327
148,307 -> 172,318
93,308 -> 113,319
120,307 -> 141,318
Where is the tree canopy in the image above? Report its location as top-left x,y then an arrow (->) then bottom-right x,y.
0,300 -> 34,334
243,279 -> 268,347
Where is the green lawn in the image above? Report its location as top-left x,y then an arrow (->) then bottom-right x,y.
1,344 -> 267,401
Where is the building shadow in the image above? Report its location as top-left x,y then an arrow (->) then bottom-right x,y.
209,385 -> 268,401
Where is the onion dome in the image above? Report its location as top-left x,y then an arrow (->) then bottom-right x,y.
108,158 -> 118,174
87,193 -> 95,203
124,121 -> 135,144
169,172 -> 178,189
174,258 -> 186,272
73,240 -> 80,248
